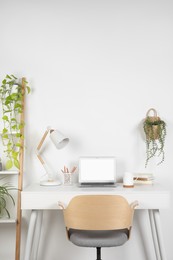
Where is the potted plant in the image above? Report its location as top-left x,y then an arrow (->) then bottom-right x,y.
143,108 -> 166,167
0,180 -> 15,218
0,74 -> 30,170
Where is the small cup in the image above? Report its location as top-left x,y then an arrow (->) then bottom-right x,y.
123,172 -> 134,188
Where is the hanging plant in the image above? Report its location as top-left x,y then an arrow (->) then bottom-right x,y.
143,108 -> 166,167
0,74 -> 30,170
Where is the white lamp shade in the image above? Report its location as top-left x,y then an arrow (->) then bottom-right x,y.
49,129 -> 69,149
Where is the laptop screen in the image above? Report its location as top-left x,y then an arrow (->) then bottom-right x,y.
79,157 -> 116,184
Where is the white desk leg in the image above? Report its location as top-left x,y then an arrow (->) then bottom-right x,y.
149,209 -> 160,260
153,209 -> 167,260
33,210 -> 43,260
24,210 -> 38,260
149,209 -> 167,260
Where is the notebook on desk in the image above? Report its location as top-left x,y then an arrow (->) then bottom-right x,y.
78,157 -> 116,187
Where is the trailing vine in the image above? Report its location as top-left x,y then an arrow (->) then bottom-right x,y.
143,109 -> 166,167
0,74 -> 30,170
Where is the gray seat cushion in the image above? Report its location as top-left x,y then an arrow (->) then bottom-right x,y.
69,229 -> 129,248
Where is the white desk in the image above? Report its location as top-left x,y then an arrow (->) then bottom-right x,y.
21,183 -> 170,260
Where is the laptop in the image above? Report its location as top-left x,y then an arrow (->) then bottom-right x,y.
78,157 -> 116,187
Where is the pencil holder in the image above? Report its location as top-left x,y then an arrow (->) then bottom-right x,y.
63,173 -> 73,185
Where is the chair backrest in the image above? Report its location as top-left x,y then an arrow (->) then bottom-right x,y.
63,195 -> 135,231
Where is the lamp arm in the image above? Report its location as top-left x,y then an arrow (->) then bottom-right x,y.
36,129 -> 54,181
37,129 -> 49,151
36,129 -> 49,167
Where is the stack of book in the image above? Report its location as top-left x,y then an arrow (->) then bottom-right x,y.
133,173 -> 154,185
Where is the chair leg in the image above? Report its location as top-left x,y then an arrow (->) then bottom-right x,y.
96,247 -> 102,260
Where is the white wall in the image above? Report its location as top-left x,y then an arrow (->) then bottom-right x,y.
0,0 -> 173,259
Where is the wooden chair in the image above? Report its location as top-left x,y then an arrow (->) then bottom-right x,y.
59,195 -> 138,260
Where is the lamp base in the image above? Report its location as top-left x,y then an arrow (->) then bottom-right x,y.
40,180 -> 61,186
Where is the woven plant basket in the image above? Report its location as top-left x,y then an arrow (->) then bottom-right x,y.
143,108 -> 166,167
144,108 -> 161,140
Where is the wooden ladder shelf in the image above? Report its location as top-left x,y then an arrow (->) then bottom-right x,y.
15,77 -> 26,260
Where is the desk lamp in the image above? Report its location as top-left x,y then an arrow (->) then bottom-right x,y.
36,126 -> 69,186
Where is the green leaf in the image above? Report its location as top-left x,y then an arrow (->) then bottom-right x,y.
11,118 -> 17,122
11,75 -> 17,80
15,143 -> 21,147
2,79 -> 6,84
4,208 -> 10,219
7,143 -> 12,150
10,93 -> 18,100
12,151 -> 19,159
15,133 -> 21,138
19,123 -> 24,129
5,100 -> 12,105
2,134 -> 8,139
4,110 -> 12,113
14,103 -> 21,109
14,159 -> 20,169
16,110 -> 22,115
2,128 -> 8,134
26,86 -> 31,94
2,115 -> 9,121
7,140 -> 12,145
8,80 -> 15,86
6,160 -> 13,170
6,75 -> 12,80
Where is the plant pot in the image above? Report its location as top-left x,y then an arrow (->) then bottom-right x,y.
144,108 -> 161,140
143,108 -> 166,167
